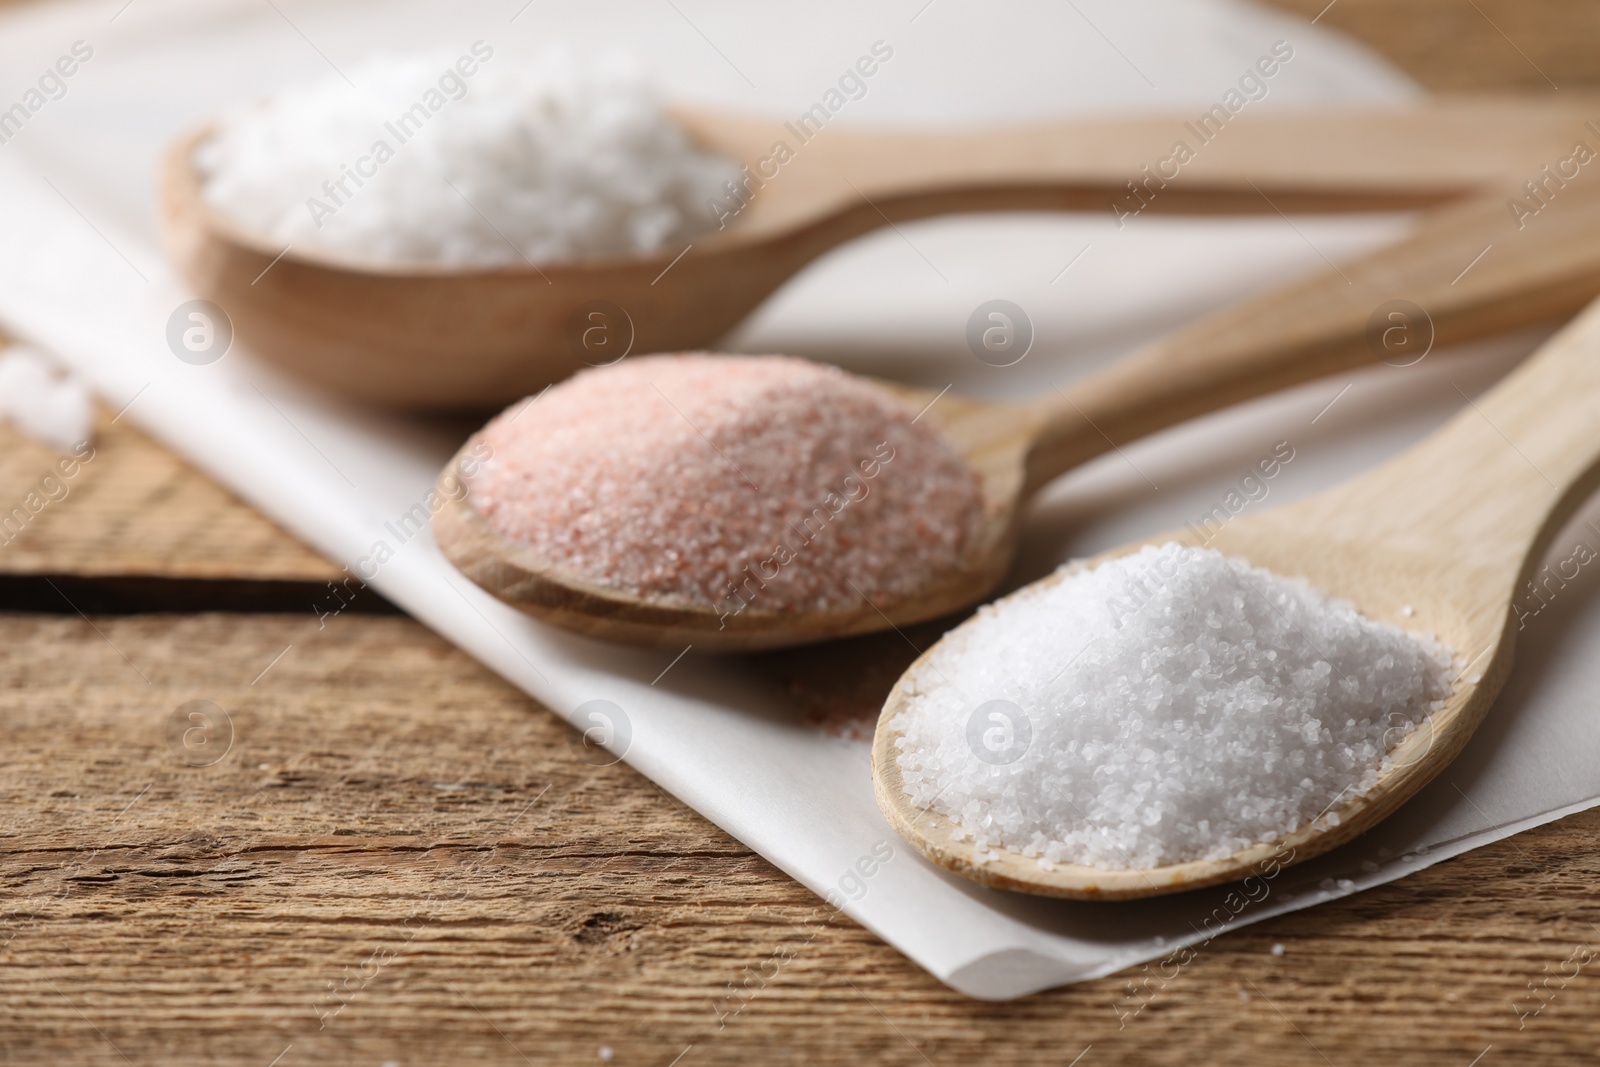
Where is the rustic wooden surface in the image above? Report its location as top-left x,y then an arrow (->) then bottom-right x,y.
1261,0 -> 1600,92
7,613 -> 1600,1066
0,417 -> 335,582
6,1 -> 1600,1063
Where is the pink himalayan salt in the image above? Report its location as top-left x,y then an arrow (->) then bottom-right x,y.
467,354 -> 986,615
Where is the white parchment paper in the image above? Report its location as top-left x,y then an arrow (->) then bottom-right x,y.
2,0 -> 1597,1000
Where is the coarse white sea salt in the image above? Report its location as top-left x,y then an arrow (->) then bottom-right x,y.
893,543 -> 1454,871
0,345 -> 93,451
197,48 -> 739,266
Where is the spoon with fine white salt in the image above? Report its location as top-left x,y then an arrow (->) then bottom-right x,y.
873,292 -> 1600,900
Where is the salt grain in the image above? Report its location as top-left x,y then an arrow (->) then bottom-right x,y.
468,354 -> 986,614
893,543 -> 1454,870
198,48 -> 738,266
0,345 -> 92,451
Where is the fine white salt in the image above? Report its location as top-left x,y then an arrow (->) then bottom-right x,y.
197,48 -> 739,266
0,345 -> 93,451
893,543 -> 1454,871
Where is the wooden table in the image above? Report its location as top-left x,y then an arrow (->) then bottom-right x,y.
6,2 -> 1600,1062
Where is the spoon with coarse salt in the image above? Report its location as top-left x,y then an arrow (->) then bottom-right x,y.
872,291 -> 1600,900
162,98 -> 1600,410
435,179 -> 1600,652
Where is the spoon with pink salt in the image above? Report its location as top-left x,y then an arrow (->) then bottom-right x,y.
432,184 -> 1600,651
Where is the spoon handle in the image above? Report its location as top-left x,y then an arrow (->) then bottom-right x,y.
1021,182 -> 1600,494
789,99 -> 1600,219
1324,292 -> 1600,583
1227,287 -> 1600,673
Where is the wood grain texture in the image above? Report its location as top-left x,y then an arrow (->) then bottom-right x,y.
0,412 -> 337,582
1261,0 -> 1600,92
0,0 -> 1598,1060
4,613 -> 1600,1066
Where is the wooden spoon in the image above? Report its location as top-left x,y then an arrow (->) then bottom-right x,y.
434,176 -> 1600,652
873,291 -> 1600,900
161,98 -> 1600,410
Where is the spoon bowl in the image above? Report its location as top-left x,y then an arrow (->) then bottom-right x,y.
159,123 -> 789,410
872,294 -> 1600,898
431,382 -> 1037,651
160,100 -> 1600,409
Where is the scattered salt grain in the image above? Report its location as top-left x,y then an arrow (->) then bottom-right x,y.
1270,943 -> 1285,956
893,543 -> 1454,870
198,48 -> 738,266
0,345 -> 92,451
467,354 -> 986,614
